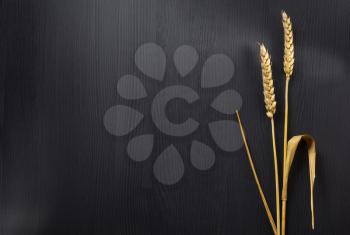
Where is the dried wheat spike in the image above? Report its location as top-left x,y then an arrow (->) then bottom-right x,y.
259,44 -> 276,118
282,11 -> 294,78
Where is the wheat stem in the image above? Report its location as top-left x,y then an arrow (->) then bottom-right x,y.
282,76 -> 290,235
259,44 -> 280,235
283,77 -> 290,171
281,10 -> 294,235
282,200 -> 287,235
236,111 -> 277,235
271,118 -> 281,235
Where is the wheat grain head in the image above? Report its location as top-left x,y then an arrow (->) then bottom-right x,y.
259,44 -> 276,118
282,11 -> 294,78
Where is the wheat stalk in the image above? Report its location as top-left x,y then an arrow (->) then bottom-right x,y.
259,44 -> 280,235
281,10 -> 295,235
236,111 -> 277,235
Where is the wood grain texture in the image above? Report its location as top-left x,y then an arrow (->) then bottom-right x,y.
1,0 -> 350,234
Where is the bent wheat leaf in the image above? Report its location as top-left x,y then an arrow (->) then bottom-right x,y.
281,134 -> 316,229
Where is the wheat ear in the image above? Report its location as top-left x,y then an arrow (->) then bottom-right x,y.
259,44 -> 280,235
282,11 -> 294,79
281,10 -> 295,235
260,44 -> 277,118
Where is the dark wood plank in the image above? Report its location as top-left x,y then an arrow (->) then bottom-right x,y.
1,0 -> 349,234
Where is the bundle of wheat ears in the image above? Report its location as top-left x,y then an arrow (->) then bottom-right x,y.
235,11 -> 317,235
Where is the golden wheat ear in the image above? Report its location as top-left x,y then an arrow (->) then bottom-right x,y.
259,44 -> 276,118
282,11 -> 295,78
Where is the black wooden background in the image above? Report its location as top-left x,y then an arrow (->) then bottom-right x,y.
1,0 -> 350,234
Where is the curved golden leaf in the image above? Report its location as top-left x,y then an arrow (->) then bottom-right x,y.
281,134 -> 316,229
